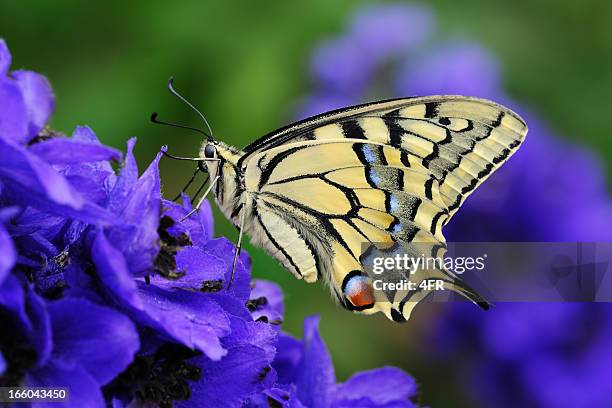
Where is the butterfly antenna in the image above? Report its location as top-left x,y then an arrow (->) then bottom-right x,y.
167,77 -> 215,141
151,112 -> 211,139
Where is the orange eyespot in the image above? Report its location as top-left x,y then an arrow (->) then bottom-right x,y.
343,274 -> 375,309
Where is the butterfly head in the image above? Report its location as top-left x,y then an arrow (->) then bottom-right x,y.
199,140 -> 243,170
198,141 -> 220,175
198,139 -> 245,219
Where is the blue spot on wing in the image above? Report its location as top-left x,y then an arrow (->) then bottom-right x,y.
362,145 -> 378,163
390,195 -> 400,212
369,168 -> 382,186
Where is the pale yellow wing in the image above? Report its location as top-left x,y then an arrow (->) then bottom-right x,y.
238,96 -> 527,322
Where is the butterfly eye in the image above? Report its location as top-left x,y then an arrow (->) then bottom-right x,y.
204,144 -> 216,158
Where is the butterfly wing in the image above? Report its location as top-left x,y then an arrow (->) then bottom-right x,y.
240,96 -> 527,321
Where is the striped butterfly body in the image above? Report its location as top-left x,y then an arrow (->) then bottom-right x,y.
195,96 -> 527,322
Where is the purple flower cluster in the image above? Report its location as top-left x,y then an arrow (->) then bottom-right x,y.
0,39 -> 417,407
302,4 -> 612,407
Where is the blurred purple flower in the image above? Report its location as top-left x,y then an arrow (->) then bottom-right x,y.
302,4 -> 612,408
301,3 -> 434,117
409,40 -> 612,407
349,4 -> 434,61
396,41 -> 501,100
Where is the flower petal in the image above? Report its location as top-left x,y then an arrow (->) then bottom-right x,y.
161,196 -> 215,247
262,386 -> 307,408
333,367 -> 417,405
207,292 -> 253,320
0,351 -> 6,376
0,273 -> 29,330
12,70 -> 54,141
175,246 -> 227,283
295,316 -> 335,408
0,138 -> 79,205
0,39 -> 10,75
72,125 -> 99,142
106,145 -> 162,275
67,126 -> 117,190
26,286 -> 53,367
25,360 -> 105,408
222,316 -> 278,362
0,77 -> 28,143
47,298 -> 139,385
135,282 -> 231,360
272,333 -> 303,385
0,274 -> 52,366
0,221 -> 16,284
107,137 -> 138,212
28,137 -> 122,165
91,230 -> 143,309
63,262 -> 102,301
113,140 -> 161,224
250,280 -> 284,324
178,345 -> 272,408
179,195 -> 214,244
0,139 -> 115,223
205,237 -> 251,302
310,38 -> 372,93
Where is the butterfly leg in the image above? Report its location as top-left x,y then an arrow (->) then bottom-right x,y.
228,206 -> 247,289
180,175 -> 220,221
172,165 -> 202,202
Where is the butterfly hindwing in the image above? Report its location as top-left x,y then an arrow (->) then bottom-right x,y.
242,140 -> 465,320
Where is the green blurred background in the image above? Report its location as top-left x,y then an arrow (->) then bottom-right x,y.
3,0 -> 611,405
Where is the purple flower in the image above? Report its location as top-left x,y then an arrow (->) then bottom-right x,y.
62,146 -> 252,362
0,274 -> 139,405
0,39 -> 118,230
256,316 -> 418,408
57,139 -> 277,405
0,39 -> 54,145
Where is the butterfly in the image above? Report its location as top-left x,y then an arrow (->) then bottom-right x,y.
155,79 -> 527,322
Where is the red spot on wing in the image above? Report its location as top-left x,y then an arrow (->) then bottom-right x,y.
345,278 -> 375,307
